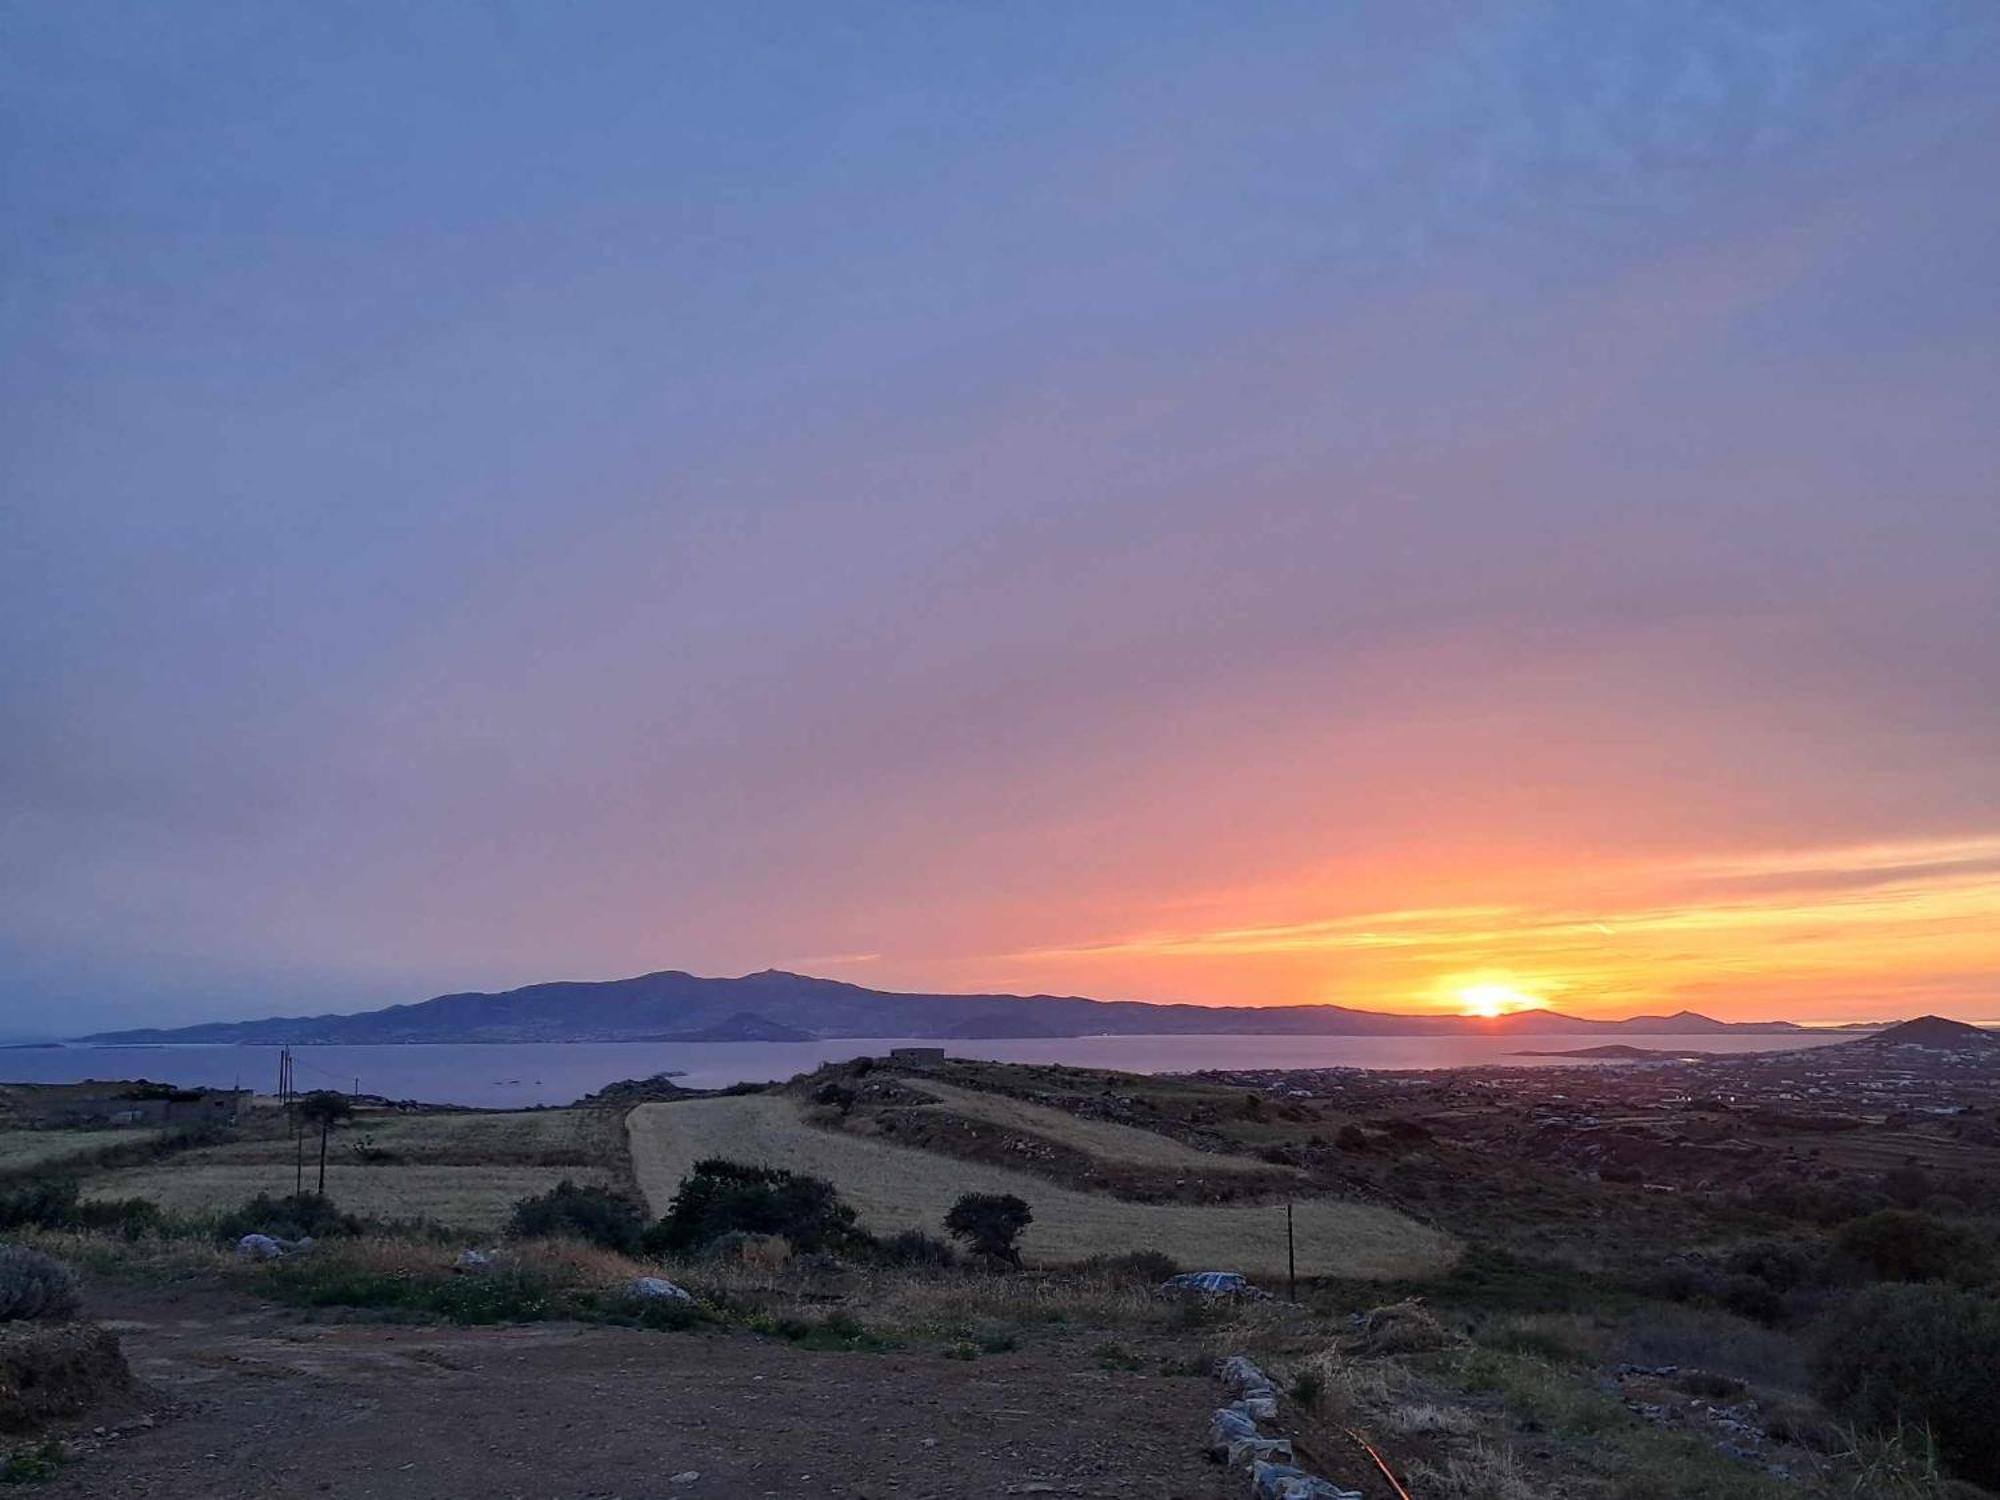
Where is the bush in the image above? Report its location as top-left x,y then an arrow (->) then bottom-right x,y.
0,1245 -> 80,1322
811,1083 -> 857,1116
0,1181 -> 79,1233
1881,1165 -> 1933,1210
1834,1211 -> 1991,1285
1812,1283 -> 2000,1487
507,1180 -> 646,1255
944,1192 -> 1032,1265
0,1184 -> 166,1241
214,1192 -> 363,1244
878,1229 -> 956,1269
645,1159 -> 863,1256
69,1197 -> 165,1240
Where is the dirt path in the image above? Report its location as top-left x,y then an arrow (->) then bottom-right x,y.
43,1285 -> 1239,1500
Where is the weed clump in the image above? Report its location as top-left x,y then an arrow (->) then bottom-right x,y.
1350,1297 -> 1459,1355
877,1228 -> 956,1269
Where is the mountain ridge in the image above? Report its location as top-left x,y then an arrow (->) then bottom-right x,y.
77,968 -> 1813,1045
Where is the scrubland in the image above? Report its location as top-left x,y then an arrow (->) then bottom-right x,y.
5,1051 -> 1999,1499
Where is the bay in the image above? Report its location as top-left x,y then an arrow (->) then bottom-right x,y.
0,1032 -> 1850,1109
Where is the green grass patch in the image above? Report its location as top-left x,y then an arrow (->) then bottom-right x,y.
0,1441 -> 67,1486
744,1309 -> 888,1352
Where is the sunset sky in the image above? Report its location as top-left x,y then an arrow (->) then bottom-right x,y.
6,4 -> 1999,1033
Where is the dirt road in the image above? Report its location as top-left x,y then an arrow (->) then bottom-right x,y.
42,1286 -> 1239,1500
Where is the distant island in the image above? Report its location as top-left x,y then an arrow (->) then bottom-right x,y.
1513,1015 -> 1994,1061
1510,1043 -> 1724,1059
78,967 -> 1821,1046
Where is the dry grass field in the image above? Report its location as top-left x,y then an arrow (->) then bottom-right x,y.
899,1078 -> 1289,1174
81,1108 -> 618,1232
628,1095 -> 1454,1279
84,1162 -> 609,1230
0,1127 -> 163,1174
157,1109 -> 610,1166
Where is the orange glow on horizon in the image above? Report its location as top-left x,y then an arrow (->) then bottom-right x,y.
939,833 -> 2000,1025
1456,984 -> 1548,1018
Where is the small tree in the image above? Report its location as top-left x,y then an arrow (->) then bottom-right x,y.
296,1091 -> 355,1197
944,1192 -> 1032,1266
645,1158 -> 863,1256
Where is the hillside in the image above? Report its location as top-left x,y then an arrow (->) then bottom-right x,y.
78,970 -> 1813,1046
1843,1014 -> 2000,1050
76,969 -> 1812,1045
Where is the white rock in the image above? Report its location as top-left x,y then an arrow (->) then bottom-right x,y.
630,1276 -> 694,1302
235,1233 -> 283,1260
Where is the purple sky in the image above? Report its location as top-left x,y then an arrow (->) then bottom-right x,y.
5,4 -> 1998,1033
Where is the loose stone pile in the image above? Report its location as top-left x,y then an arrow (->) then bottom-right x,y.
1206,1354 -> 1361,1500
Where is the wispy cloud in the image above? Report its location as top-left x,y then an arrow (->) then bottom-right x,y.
995,834 -> 2000,1016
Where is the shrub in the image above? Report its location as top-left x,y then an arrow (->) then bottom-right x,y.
1881,1165 -> 1933,1210
1812,1283 -> 2000,1487
644,1159 -> 862,1256
944,1192 -> 1032,1266
0,1245 -> 80,1322
214,1192 -> 363,1244
878,1229 -> 956,1269
0,1181 -> 80,1233
1723,1238 -> 1822,1295
1834,1211 -> 1991,1285
507,1180 -> 647,1255
69,1197 -> 164,1240
811,1083 -> 857,1116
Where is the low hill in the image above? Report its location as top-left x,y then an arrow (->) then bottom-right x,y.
79,967 -> 1810,1045
1844,1015 -> 2000,1050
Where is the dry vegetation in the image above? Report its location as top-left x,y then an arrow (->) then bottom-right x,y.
628,1094 -> 1454,1279
0,1129 -> 162,1175
80,1108 -> 618,1233
897,1078 -> 1287,1175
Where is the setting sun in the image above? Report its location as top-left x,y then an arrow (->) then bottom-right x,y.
1458,984 -> 1547,1019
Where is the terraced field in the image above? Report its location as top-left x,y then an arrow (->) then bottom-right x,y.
899,1078 -> 1289,1174
628,1095 -> 1454,1279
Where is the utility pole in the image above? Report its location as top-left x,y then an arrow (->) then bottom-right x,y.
1287,1201 -> 1297,1303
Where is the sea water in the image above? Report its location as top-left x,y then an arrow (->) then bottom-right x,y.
0,1032 -> 1848,1108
